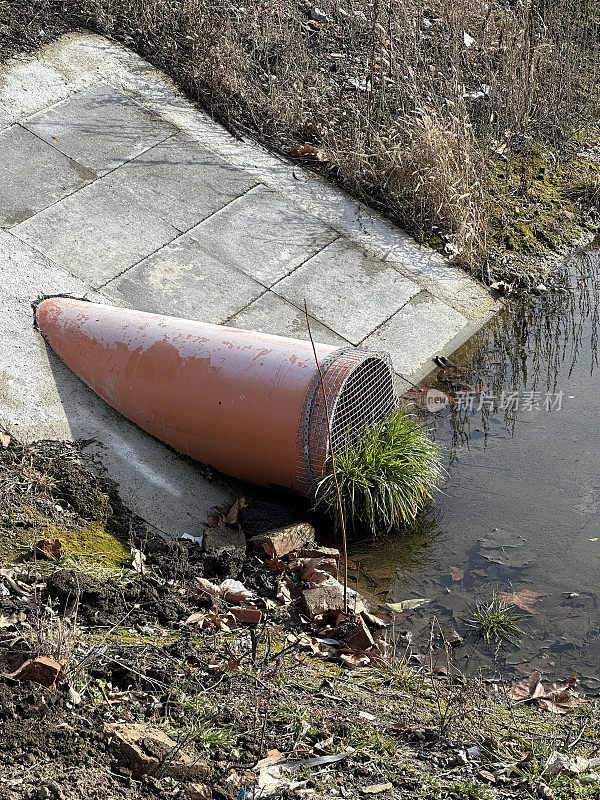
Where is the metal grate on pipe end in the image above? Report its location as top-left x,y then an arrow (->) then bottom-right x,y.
296,348 -> 398,496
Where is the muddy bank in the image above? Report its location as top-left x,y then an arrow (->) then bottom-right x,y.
2,435 -> 600,800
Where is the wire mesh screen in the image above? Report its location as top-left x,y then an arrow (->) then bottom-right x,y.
296,348 -> 398,496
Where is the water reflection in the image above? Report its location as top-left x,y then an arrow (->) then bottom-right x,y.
352,241 -> 600,687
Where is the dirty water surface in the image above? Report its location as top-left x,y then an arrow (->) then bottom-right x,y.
351,241 -> 600,690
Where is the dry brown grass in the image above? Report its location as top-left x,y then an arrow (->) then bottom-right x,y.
2,0 -> 600,278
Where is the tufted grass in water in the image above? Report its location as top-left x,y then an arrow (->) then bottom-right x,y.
465,595 -> 523,645
315,405 -> 443,537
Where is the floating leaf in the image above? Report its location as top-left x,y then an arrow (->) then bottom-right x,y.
509,671 -> 586,715
482,549 -> 531,568
449,566 -> 464,581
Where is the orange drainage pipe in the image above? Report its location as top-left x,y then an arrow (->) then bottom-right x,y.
36,298 -> 397,495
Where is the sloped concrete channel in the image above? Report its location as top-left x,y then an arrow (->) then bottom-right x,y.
0,33 -> 498,535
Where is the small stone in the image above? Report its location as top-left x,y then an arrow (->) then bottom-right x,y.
105,722 -> 209,779
360,784 -> 393,795
310,6 -> 327,22
537,784 -> 555,799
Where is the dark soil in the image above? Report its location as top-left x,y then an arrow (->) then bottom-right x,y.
45,569 -> 197,627
0,682 -> 173,800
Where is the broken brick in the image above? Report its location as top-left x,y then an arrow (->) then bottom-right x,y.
248,523 -> 315,558
228,606 -> 263,625
344,616 -> 374,651
301,557 -> 338,583
302,584 -> 367,620
299,546 -> 340,565
3,655 -> 64,688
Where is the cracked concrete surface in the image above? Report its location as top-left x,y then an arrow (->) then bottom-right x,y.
0,32 -> 499,536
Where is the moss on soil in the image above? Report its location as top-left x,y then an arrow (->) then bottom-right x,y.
1,498 -> 130,570
484,128 -> 600,280
0,439 -> 132,572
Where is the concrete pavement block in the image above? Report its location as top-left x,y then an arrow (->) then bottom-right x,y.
273,238 -> 420,345
105,135 -> 257,231
23,82 -> 175,175
0,125 -> 95,227
0,59 -> 72,124
227,291 -> 348,346
102,231 -> 265,323
362,292 -> 468,376
11,179 -> 180,287
189,185 -> 337,286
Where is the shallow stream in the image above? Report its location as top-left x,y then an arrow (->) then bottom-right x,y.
351,240 -> 600,689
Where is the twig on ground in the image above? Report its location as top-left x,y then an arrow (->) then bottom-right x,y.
304,300 -> 348,614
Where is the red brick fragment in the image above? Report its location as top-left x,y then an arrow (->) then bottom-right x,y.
228,606 -> 263,625
344,616 -> 374,651
4,655 -> 64,688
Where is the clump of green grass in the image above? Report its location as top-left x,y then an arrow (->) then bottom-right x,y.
465,594 -> 523,644
315,405 -> 443,536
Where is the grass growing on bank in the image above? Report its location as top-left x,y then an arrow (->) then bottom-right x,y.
316,405 -> 443,536
2,0 -> 600,285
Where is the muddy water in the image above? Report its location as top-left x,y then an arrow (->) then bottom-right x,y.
351,241 -> 600,689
